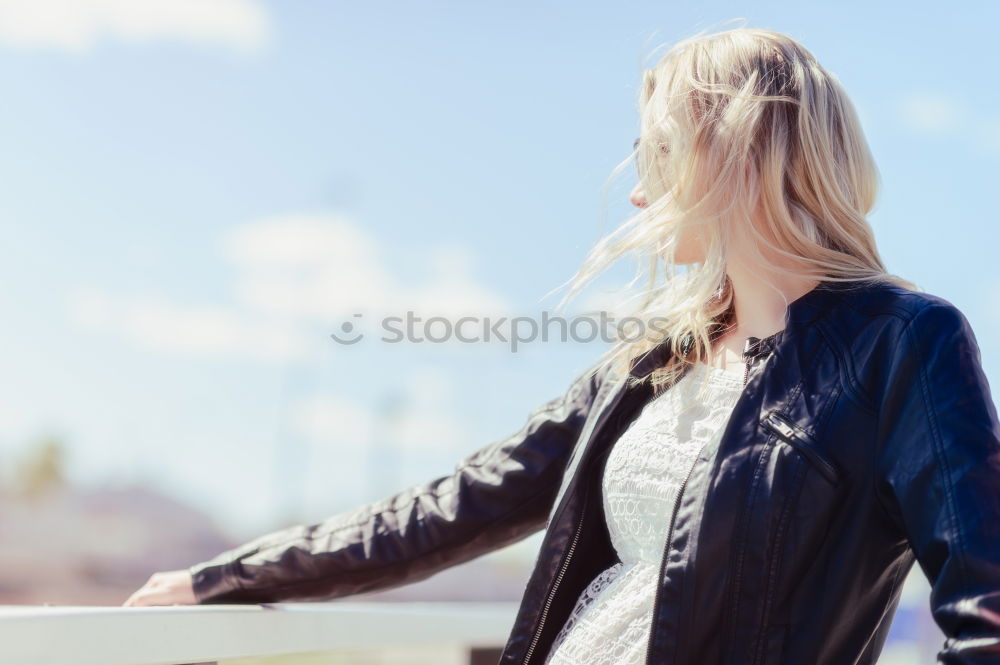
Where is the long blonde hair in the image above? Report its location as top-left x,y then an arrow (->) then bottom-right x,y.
554,25 -> 917,393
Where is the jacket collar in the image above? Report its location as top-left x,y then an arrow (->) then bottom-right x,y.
627,279 -> 854,380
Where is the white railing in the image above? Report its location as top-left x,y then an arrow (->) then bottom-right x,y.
0,601 -> 520,665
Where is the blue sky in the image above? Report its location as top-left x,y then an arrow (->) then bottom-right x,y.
0,0 -> 997,542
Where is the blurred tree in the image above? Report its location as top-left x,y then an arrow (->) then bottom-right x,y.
13,436 -> 67,499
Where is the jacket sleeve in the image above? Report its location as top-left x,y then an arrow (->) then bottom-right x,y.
873,300 -> 1000,664
188,359 -> 610,604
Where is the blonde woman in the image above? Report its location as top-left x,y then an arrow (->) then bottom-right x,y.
124,26 -> 1000,665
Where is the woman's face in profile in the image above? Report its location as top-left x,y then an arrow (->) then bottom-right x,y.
630,181 -> 707,265
632,135 -> 707,265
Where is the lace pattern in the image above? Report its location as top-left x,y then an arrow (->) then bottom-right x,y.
543,362 -> 745,665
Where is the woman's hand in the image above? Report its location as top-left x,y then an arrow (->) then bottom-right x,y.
122,569 -> 197,607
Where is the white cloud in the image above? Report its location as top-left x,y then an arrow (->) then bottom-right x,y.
0,0 -> 270,53
898,92 -> 965,134
289,365 -> 469,453
897,91 -> 1000,157
390,366 -> 469,451
290,393 -> 376,446
69,212 -> 511,363
224,214 -> 394,318
402,245 -> 513,319
288,368 -> 475,519
225,213 -> 511,320
69,288 -> 310,362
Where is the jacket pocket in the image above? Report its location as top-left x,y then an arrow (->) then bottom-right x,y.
761,409 -> 843,485
725,409 -> 846,665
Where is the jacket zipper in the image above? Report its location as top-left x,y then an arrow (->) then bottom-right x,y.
742,335 -> 763,387
643,440 -> 701,665
522,484 -> 590,665
644,342 -> 761,665
524,375 -> 641,665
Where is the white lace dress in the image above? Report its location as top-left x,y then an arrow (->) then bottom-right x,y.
543,361 -> 746,665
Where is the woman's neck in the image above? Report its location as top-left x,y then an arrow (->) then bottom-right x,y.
704,264 -> 820,371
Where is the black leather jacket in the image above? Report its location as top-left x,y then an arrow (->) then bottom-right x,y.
188,279 -> 1000,665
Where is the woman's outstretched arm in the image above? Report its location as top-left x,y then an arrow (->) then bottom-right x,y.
179,358 -> 611,605
873,299 -> 1000,665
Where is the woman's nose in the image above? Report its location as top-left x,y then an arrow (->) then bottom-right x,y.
630,183 -> 647,208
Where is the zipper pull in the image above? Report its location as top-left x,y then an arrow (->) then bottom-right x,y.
741,336 -> 761,386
